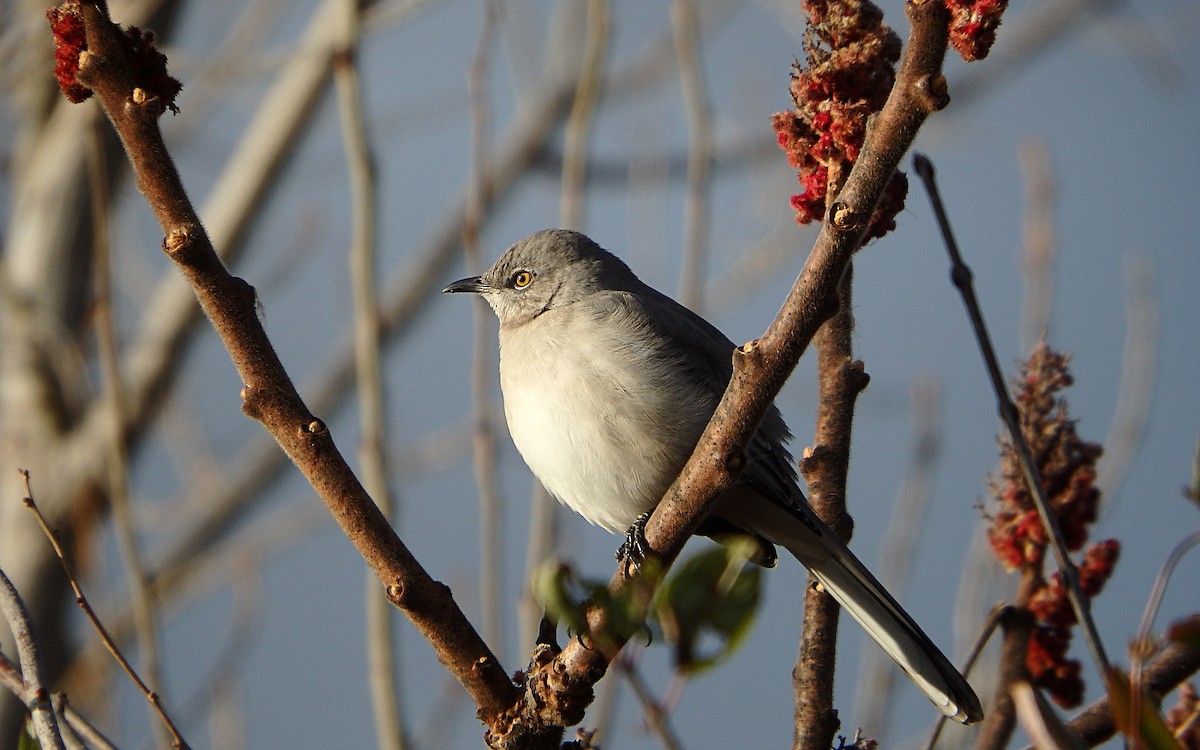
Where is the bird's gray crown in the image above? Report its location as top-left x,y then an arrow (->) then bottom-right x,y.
475,229 -> 643,327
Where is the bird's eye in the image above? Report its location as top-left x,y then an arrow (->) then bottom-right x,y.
511,270 -> 533,289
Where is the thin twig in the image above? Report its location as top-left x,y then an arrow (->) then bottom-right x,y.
671,0 -> 713,313
559,0 -> 609,231
613,654 -> 686,750
19,470 -> 191,749
912,152 -> 1112,681
0,566 -> 64,750
1096,258 -> 1157,502
1017,139 -> 1056,353
87,106 -> 168,746
924,603 -> 1011,750
857,376 -> 943,732
0,653 -> 116,750
465,0 -> 506,655
332,0 -> 405,747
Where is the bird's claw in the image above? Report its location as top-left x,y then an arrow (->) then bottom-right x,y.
616,511 -> 653,574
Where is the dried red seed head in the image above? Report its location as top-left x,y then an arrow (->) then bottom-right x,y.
47,3 -> 92,103
946,0 -> 1011,62
775,0 -> 904,237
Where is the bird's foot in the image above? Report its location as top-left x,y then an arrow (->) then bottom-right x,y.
535,612 -> 560,651
616,511 -> 653,574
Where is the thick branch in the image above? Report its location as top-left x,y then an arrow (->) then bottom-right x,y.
73,3 -> 519,731
794,267 -> 867,750
1055,615 -> 1200,748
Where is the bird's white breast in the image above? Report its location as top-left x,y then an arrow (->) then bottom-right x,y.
498,306 -> 705,533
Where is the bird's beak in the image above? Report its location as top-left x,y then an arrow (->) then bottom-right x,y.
442,276 -> 489,294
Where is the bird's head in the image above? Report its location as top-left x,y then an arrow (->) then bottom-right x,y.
442,229 -> 639,328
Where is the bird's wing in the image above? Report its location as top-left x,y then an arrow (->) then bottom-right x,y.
596,287 -> 984,725
611,285 -> 803,511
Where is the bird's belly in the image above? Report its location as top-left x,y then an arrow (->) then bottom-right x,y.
499,351 -> 688,534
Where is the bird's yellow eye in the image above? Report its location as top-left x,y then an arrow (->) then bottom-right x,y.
511,270 -> 533,289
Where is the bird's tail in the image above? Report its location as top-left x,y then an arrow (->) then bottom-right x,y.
721,493 -> 983,724
795,532 -> 982,724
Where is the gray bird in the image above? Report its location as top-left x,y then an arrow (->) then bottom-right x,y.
444,229 -> 983,724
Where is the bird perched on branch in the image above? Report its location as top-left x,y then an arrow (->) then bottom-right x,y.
444,228 -> 982,724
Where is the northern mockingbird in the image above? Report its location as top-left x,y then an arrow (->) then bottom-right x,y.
444,228 -> 983,724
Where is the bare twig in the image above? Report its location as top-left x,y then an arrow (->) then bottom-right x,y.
559,0 -> 609,231
331,0 -> 405,747
465,0 -> 506,654
20,470 -> 190,749
87,108 -> 168,746
1018,139 -> 1056,353
857,376 -> 943,732
0,566 -> 64,750
0,651 -> 115,750
924,604 -> 1010,750
913,152 -> 1111,680
613,655 -> 685,750
672,0 -> 713,313
795,267 -> 868,750
1096,258 -> 1157,501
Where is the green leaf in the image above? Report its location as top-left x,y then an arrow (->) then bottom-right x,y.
531,559 -> 661,650
18,719 -> 39,750
654,538 -> 762,674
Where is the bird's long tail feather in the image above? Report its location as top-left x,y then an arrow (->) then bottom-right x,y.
720,493 -> 983,724
793,532 -> 983,724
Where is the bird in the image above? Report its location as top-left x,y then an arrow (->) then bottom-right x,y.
443,228 -> 983,724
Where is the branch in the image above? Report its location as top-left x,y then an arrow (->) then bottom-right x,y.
513,0 -> 954,740
913,152 -> 1112,679
1043,619 -> 1200,749
71,2 -> 521,735
21,470 -> 187,748
795,267 -> 868,750
0,649 -> 115,750
975,585 -> 1037,750
330,0 -> 406,747
0,566 -> 64,750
